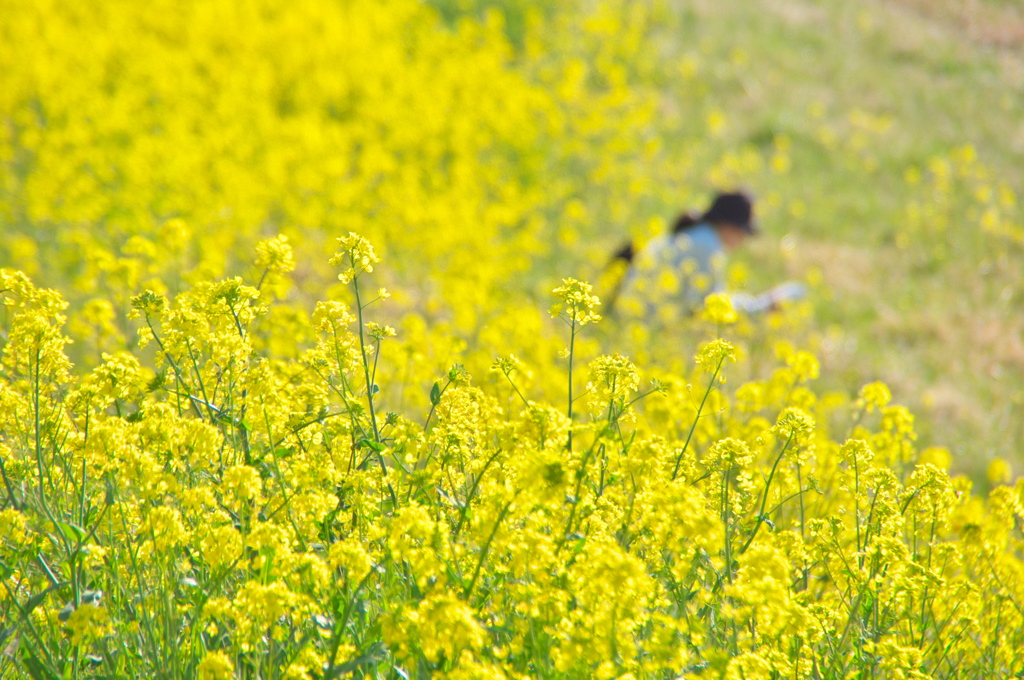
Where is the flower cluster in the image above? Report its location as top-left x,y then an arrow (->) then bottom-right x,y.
1,0 -> 1022,678
550,278 -> 602,327
0,245 -> 1021,679
330,233 -> 381,285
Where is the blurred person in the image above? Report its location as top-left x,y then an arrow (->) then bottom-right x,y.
608,190 -> 805,322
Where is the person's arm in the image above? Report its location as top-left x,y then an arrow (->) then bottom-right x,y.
728,281 -> 807,314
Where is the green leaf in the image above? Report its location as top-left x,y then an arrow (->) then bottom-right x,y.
324,642 -> 386,679
145,370 -> 167,393
24,582 -> 67,620
568,534 -> 587,556
437,488 -> 466,509
357,439 -> 385,452
429,381 -> 441,406
54,521 -> 85,546
19,645 -> 58,680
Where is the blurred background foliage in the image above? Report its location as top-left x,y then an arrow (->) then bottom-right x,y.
1,0 -> 1023,478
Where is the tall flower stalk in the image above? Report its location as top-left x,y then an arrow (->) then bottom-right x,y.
549,278 -> 601,452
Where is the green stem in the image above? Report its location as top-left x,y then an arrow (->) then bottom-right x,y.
422,378 -> 451,431
567,315 -> 576,452
740,433 -> 794,555
325,566 -> 376,673
671,360 -> 724,480
352,276 -> 381,445
453,448 -> 505,539
465,501 -> 513,606
558,441 -> 600,550
501,371 -> 531,408
723,466 -> 732,584
184,340 -> 216,422
0,453 -> 20,510
144,315 -> 202,419
352,275 -> 397,507
33,345 -> 47,513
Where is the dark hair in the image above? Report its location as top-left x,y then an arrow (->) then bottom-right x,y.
609,240 -> 635,265
603,240 -> 636,314
671,210 -> 702,235
699,191 -> 756,233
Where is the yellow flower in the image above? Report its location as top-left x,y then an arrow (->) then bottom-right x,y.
312,300 -> 356,331
695,339 -> 737,373
255,234 -> 296,276
197,651 -> 235,680
387,503 -> 451,589
330,233 -> 380,284
0,508 -> 29,550
491,354 -> 521,375
987,457 -> 1012,486
706,437 -> 754,471
328,538 -> 374,584
771,407 -> 815,442
588,354 -> 640,399
839,438 -> 875,467
550,278 -> 601,326
247,522 -> 292,558
725,652 -> 773,680
158,218 -> 191,253
200,525 -> 244,570
366,322 -> 397,340
858,381 -> 892,411
129,289 -> 168,319
786,350 -> 820,382
64,602 -> 111,646
220,465 -> 262,507
141,506 -> 189,551
702,292 -> 738,324
385,592 -> 486,664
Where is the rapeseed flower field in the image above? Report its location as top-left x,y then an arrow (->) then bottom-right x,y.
2,0 -> 1024,678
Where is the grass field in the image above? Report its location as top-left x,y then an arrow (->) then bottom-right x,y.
516,0 -> 1024,477
642,0 -> 1024,478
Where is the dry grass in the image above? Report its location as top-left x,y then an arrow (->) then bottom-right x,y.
787,236 -> 1024,478
891,0 -> 1024,48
